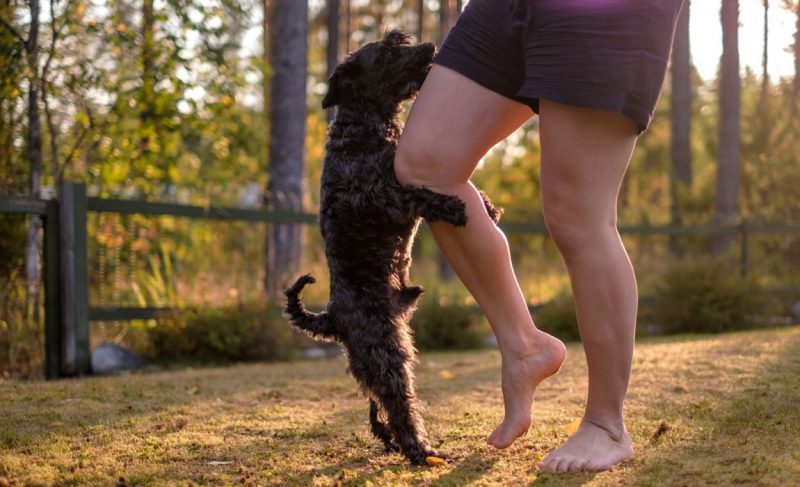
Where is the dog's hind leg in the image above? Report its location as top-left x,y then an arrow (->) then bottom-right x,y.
366,352 -> 443,465
369,399 -> 399,453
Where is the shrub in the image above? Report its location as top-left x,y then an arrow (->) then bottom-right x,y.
650,257 -> 766,334
411,291 -> 489,350
533,294 -> 581,342
143,301 -> 301,363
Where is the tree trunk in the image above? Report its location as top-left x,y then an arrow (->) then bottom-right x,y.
417,0 -> 424,42
438,0 -> 455,46
714,0 -> 741,254
344,0 -> 352,52
25,0 -> 43,323
374,0 -> 385,33
141,0 -> 155,156
794,0 -> 800,102
761,0 -> 769,97
755,0 -> 771,167
264,0 -> 308,297
326,0 -> 340,121
669,0 -> 691,256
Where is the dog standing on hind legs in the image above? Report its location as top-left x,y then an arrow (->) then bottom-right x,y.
283,30 -> 502,465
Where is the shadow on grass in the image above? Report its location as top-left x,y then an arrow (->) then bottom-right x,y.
0,359 -> 349,450
528,471 -> 597,486
625,328 -> 800,485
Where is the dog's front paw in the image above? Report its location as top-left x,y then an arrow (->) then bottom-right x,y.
404,187 -> 467,226
478,189 -> 503,224
431,195 -> 467,227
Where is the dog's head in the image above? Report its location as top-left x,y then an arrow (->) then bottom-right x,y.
322,30 -> 436,110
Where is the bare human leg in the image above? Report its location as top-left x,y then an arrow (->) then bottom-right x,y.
536,100 -> 639,473
394,66 -> 566,449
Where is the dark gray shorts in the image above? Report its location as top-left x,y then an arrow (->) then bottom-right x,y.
435,0 -> 685,133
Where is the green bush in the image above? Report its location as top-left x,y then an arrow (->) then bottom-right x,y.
650,257 -> 767,334
533,294 -> 581,342
144,301 -> 301,362
411,291 -> 489,350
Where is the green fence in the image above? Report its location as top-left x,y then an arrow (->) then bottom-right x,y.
1,181 -> 799,379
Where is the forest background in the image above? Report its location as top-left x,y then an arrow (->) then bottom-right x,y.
1,0 -> 799,378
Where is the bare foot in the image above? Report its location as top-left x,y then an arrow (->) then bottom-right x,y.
487,331 -> 566,449
537,420 -> 634,473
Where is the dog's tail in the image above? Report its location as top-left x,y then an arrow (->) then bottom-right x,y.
282,274 -> 337,341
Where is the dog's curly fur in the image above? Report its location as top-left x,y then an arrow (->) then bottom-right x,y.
283,30 -> 502,465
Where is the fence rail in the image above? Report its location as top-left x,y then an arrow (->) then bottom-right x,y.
2,181 -> 799,379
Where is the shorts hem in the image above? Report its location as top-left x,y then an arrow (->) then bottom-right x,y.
433,48 -> 530,108
517,88 -> 650,134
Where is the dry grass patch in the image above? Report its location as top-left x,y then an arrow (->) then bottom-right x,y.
1,327 -> 799,485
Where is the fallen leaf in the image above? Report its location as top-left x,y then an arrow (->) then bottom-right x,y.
564,419 -> 581,436
439,370 -> 455,380
651,420 -> 670,441
425,456 -> 446,466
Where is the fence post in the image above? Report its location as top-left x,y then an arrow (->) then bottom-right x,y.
44,200 -> 62,379
60,181 -> 90,376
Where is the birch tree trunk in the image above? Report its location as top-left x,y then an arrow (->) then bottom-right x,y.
264,0 -> 308,297
25,0 -> 43,323
714,0 -> 741,254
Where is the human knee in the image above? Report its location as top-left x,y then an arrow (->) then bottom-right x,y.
394,136 -> 468,190
542,190 -> 616,257
394,142 -> 428,187
394,137 -> 454,189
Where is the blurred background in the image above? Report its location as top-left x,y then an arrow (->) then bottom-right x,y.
1,0 -> 798,378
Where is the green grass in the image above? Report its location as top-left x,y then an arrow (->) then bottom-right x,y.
1,327 -> 799,486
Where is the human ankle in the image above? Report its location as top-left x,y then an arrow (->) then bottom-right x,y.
582,411 -> 626,440
501,332 -> 566,371
497,327 -> 548,357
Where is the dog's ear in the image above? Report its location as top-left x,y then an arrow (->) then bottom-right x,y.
322,62 -> 361,109
322,70 -> 342,109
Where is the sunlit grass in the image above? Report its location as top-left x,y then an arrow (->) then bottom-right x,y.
1,327 -> 798,485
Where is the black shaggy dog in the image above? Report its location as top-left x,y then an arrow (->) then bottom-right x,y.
283,30 -> 501,465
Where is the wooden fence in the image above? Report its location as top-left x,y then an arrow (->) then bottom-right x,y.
1,182 -> 317,379
1,181 -> 799,379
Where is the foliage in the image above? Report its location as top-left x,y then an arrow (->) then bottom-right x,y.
0,214 -> 42,378
411,290 -> 489,350
143,301 -> 299,362
532,294 -> 581,343
650,257 -> 769,334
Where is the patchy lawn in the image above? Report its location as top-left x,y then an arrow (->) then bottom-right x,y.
1,327 -> 799,486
